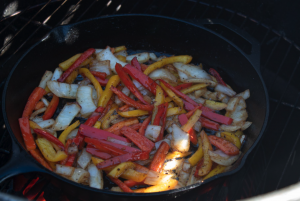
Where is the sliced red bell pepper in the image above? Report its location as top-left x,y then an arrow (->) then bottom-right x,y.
139,115 -> 152,136
108,176 -> 133,193
95,106 -> 104,113
64,154 -> 76,166
96,151 -> 149,169
208,135 -> 239,156
95,76 -> 109,86
194,158 -> 204,178
124,180 -> 144,188
159,79 -> 198,106
123,65 -> 158,94
90,71 -> 107,79
153,104 -> 165,126
19,117 -> 36,151
155,103 -> 168,142
178,114 -> 198,145
209,68 -> 226,86
185,106 -> 202,118
174,83 -> 193,91
131,57 -> 142,72
199,117 -> 220,131
140,64 -> 148,72
201,110 -> 233,125
22,87 -> 46,118
85,138 -> 128,156
183,100 -> 212,113
112,123 -> 142,135
29,149 -> 52,171
121,127 -> 155,152
85,112 -> 101,127
93,139 -> 140,153
58,48 -> 95,82
79,124 -> 130,143
111,86 -> 153,111
118,104 -> 130,112
43,95 -> 59,120
33,129 -> 65,150
115,63 -> 149,105
86,144 -> 112,159
148,141 -> 170,172
98,99 -> 113,120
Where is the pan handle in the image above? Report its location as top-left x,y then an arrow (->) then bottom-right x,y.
190,19 -> 261,72
0,137 -> 47,183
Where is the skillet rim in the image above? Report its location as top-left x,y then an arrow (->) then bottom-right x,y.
2,13 -> 269,196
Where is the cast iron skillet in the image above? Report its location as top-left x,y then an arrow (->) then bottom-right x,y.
1,14 -> 269,200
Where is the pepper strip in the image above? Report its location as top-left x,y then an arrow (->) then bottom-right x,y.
93,139 -> 140,153
123,65 -> 158,94
139,115 -> 152,136
121,126 -> 155,152
118,110 -> 149,118
131,57 -> 142,72
180,83 -> 208,94
113,123 -> 142,135
174,83 -> 193,91
160,82 -> 183,109
111,86 -> 153,111
96,152 -> 149,169
29,149 -> 52,171
209,68 -> 227,86
58,48 -> 95,82
86,144 -> 112,159
58,120 -> 80,145
159,79 -> 198,107
59,54 -> 81,71
79,68 -> 103,101
100,104 -> 118,126
156,103 -> 168,142
105,118 -> 139,133
115,63 -> 148,104
144,55 -> 192,75
90,71 -> 106,79
43,95 -> 59,120
36,138 -> 67,162
22,87 -> 46,118
33,129 -> 65,150
19,117 -> 36,151
188,137 -> 203,166
148,141 -> 170,172
152,85 -> 165,124
98,75 -> 120,107
199,117 -> 220,131
98,99 -> 113,117
198,130 -> 213,176
85,138 -> 127,156
178,114 -> 198,145
108,176 -> 133,193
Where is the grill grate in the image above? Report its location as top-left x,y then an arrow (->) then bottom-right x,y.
1,0 -> 300,200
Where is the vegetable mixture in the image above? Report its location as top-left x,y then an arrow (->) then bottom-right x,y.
19,46 -> 251,193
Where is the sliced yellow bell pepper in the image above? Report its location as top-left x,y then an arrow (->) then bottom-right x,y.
181,109 -> 202,132
44,86 -> 51,94
108,162 -> 136,179
100,104 -> 118,124
98,75 -> 120,107
59,53 -> 81,71
134,179 -> 178,193
36,138 -> 67,162
58,120 -> 80,145
188,137 -> 203,166
152,85 -> 165,124
164,97 -> 172,102
79,68 -> 103,101
203,165 -> 226,180
165,151 -> 192,160
118,110 -> 149,118
80,57 -> 93,67
120,169 -> 148,182
116,55 -> 126,62
166,107 -> 186,117
29,120 -> 43,130
235,130 -> 243,137
160,82 -> 183,109
65,69 -> 79,84
91,156 -> 104,165
114,45 -> 127,53
93,121 -> 101,129
180,83 -> 208,94
144,55 -> 192,75
102,114 -> 119,129
221,132 -> 241,149
205,100 -> 227,111
198,131 -> 213,176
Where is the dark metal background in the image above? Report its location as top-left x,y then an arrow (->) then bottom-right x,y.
0,0 -> 300,200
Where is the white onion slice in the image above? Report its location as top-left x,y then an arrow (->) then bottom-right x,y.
155,139 -> 171,150
52,103 -> 80,131
41,97 -> 49,107
145,125 -> 161,142
193,121 -> 202,132
68,145 -> 78,154
149,69 -> 177,85
144,170 -> 173,186
186,166 -> 201,186
149,53 -> 158,60
37,119 -> 55,129
66,129 -> 78,140
56,164 -> 75,177
76,86 -> 97,118
114,50 -> 128,57
32,116 -> 43,123
173,62 -> 211,80
77,148 -> 92,170
126,52 -> 150,63
70,168 -> 90,184
215,84 -> 236,97
208,150 -> 240,166
96,47 -> 127,73
29,107 -> 46,120
179,170 -> 190,186
171,124 -> 190,152
51,68 -> 63,81
236,89 -> 250,100
90,60 -> 112,76
47,81 -> 78,99
95,49 -> 103,54
88,164 -> 103,189
163,158 -> 184,171
39,71 -> 53,89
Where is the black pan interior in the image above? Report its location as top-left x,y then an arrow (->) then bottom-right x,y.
3,14 -> 268,199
